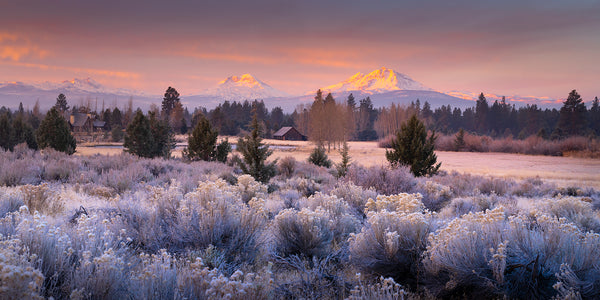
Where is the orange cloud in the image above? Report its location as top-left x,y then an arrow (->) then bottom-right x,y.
0,31 -> 49,61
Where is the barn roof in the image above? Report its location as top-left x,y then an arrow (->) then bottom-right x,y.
70,113 -> 89,127
273,126 -> 294,137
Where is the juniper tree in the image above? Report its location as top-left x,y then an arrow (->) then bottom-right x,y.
386,114 -> 440,177
123,110 -> 154,158
236,112 -> 276,183
183,114 -> 231,162
36,107 -> 76,154
454,128 -> 466,151
308,145 -> 332,168
148,111 -> 175,159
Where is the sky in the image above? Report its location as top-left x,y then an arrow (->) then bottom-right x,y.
1,0 -> 599,103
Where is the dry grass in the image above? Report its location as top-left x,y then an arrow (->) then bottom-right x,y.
77,138 -> 600,189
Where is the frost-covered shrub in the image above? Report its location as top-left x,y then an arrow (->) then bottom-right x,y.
278,156 -> 296,178
178,257 -> 272,299
0,188 -> 23,217
98,162 -> 153,193
277,177 -> 321,197
364,193 -> 425,215
415,180 -> 453,211
271,254 -> 349,299
237,174 -> 268,203
20,183 -> 64,215
0,239 -> 44,299
424,207 -> 509,297
348,275 -> 408,300
272,208 -> 335,258
297,192 -> 361,246
0,157 -> 43,186
349,210 -> 434,284
175,179 -> 264,270
535,196 -> 600,233
346,165 -> 416,195
42,157 -> 81,182
330,182 -> 377,218
505,213 -> 600,299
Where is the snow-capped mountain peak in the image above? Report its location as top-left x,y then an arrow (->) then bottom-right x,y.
204,73 -> 289,101
320,67 -> 432,94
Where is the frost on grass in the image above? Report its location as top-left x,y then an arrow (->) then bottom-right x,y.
0,150 -> 598,298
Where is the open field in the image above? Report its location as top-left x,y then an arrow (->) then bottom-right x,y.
77,139 -> 600,189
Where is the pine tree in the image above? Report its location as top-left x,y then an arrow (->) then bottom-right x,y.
386,114 -> 440,177
54,93 -> 69,113
556,90 -> 587,136
161,87 -> 180,119
235,112 -> 276,183
475,93 -> 489,133
36,107 -> 76,154
123,110 -> 154,158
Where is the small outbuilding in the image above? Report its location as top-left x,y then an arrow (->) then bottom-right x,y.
273,126 -> 307,141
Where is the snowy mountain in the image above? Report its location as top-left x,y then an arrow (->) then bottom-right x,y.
319,67 -> 432,94
203,74 -> 289,101
0,78 -> 155,110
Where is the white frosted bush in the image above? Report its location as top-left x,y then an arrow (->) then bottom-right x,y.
0,239 -> 44,299
237,174 -> 268,202
272,208 -> 334,258
349,209 -> 434,282
364,193 -> 425,215
424,206 -> 509,295
331,182 -> 378,217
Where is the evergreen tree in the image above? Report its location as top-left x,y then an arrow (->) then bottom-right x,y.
475,93 -> 489,133
0,113 -> 13,151
556,90 -> 587,136
36,107 -> 76,154
588,97 -> 599,135
335,141 -> 351,178
308,145 -> 332,168
149,111 -> 175,159
54,93 -> 69,113
454,128 -> 466,151
162,86 -> 180,118
111,127 -> 123,142
124,110 -> 154,158
12,116 -> 37,149
183,114 -> 231,162
235,112 -> 277,183
386,114 -> 440,177
111,108 -> 122,129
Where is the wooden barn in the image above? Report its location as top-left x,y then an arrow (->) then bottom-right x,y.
273,126 -> 307,141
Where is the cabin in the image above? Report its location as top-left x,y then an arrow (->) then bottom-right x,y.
69,113 -> 94,133
69,113 -> 106,133
273,126 -> 307,141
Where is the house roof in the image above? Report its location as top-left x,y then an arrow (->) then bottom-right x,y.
93,120 -> 106,127
273,126 -> 294,137
70,113 -> 90,127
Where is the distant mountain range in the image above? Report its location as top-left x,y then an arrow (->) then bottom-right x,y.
0,68 -> 562,112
